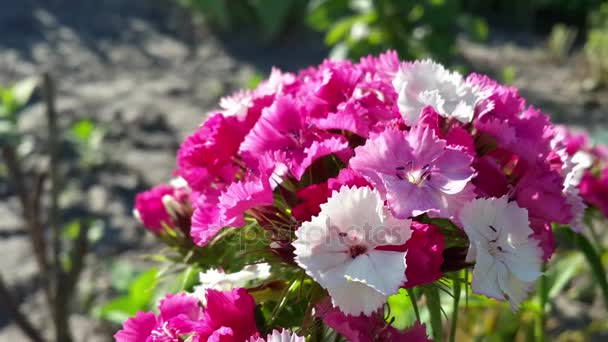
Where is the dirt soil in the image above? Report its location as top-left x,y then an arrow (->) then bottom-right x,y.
0,0 -> 606,341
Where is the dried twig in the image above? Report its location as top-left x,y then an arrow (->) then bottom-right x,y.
0,145 -> 52,305
0,274 -> 45,342
43,72 -> 73,342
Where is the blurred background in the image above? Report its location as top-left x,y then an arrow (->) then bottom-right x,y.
1,0 -> 608,341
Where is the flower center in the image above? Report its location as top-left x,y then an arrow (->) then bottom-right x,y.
395,162 -> 431,186
487,225 -> 506,258
349,245 -> 368,258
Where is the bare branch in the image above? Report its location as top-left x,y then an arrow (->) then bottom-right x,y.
43,72 -> 73,342
0,274 -> 45,342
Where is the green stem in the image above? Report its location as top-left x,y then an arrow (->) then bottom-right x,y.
535,264 -> 548,342
424,286 -> 443,342
406,288 -> 421,322
449,273 -> 461,342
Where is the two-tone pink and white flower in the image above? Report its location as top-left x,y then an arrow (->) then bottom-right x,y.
350,125 -> 475,220
293,186 -> 412,316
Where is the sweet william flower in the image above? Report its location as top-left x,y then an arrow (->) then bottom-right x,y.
194,288 -> 258,342
190,171 -> 274,247
350,125 -> 475,220
193,263 -> 271,304
134,180 -> 190,233
114,293 -> 203,342
249,329 -> 305,342
316,299 -> 431,342
292,168 -> 370,222
580,168 -> 608,217
460,197 -> 543,310
393,59 -> 490,125
293,186 -> 412,316
239,95 -> 349,180
378,222 -> 445,288
177,113 -> 246,191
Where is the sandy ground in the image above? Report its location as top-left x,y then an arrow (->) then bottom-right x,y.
0,0 -> 606,341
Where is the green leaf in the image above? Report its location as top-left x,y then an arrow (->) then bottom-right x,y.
129,268 -> 160,308
306,0 -> 350,31
576,233 -> 608,309
247,72 -> 264,89
11,78 -> 37,108
251,0 -> 294,41
110,261 -> 138,292
387,288 -> 416,330
449,274 -> 461,342
325,17 -> 355,46
71,119 -> 96,143
61,220 -> 82,240
183,0 -> 231,30
169,266 -> 201,293
546,253 -> 583,300
95,297 -> 139,324
424,286 -> 443,342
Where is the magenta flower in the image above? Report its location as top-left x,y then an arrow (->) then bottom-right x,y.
177,113 -> 246,191
240,96 -> 349,180
115,293 -> 203,342
192,288 -> 258,342
316,299 -> 430,342
134,181 -> 189,233
350,125 -> 475,219
378,222 -> 445,288
580,168 -> 608,217
514,160 -> 572,226
191,172 -> 273,247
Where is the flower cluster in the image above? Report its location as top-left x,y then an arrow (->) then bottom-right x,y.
126,52 -> 604,341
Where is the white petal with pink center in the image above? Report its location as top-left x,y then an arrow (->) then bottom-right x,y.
460,196 -> 543,310
293,186 -> 412,315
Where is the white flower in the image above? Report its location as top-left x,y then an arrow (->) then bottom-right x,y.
193,263 -> 271,304
293,186 -> 412,316
554,145 -> 593,231
249,329 -> 305,342
392,60 -> 489,125
459,197 -> 543,310
219,90 -> 253,118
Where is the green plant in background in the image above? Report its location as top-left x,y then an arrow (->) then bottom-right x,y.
179,0 -> 307,42
585,3 -> 608,87
0,78 -> 37,144
68,118 -> 106,168
307,0 -> 487,63
546,23 -> 577,62
0,75 -> 112,342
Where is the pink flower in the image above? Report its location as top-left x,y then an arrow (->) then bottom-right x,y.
514,161 -> 571,226
194,288 -> 258,342
475,107 -> 554,167
580,168 -> 608,217
350,125 -> 475,220
249,329 -> 304,342
553,125 -> 590,156
466,73 -> 525,119
115,293 -> 204,342
240,96 -> 350,180
359,50 -> 401,79
316,299 -> 430,342
191,173 -> 273,247
378,222 -> 445,288
177,113 -> 246,191
134,182 -> 189,233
